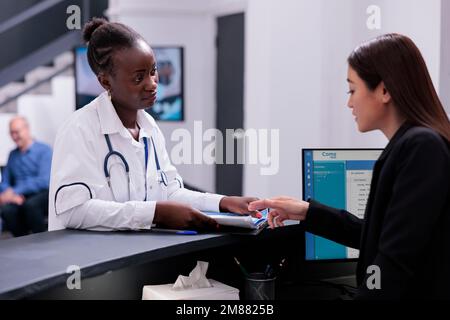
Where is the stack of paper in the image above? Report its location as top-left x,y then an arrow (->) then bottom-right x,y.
202,208 -> 269,230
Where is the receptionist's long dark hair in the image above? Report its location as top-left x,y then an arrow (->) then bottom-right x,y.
348,33 -> 450,142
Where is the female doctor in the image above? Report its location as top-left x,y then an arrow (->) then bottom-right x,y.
48,18 -> 259,231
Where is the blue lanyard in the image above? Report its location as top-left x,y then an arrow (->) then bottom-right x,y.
143,137 -> 167,200
150,136 -> 168,187
143,137 -> 149,201
150,137 -> 161,170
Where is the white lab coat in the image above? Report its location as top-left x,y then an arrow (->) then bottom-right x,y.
48,92 -> 223,231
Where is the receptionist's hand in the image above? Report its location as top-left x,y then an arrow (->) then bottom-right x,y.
154,201 -> 219,230
219,196 -> 262,218
248,196 -> 310,228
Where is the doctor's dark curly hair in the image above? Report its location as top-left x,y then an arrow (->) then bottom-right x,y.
82,17 -> 146,76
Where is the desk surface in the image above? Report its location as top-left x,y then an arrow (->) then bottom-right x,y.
0,229 -> 243,299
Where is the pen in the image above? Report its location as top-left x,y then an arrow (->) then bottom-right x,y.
278,258 -> 286,269
264,264 -> 273,278
266,258 -> 286,278
152,228 -> 198,235
234,257 -> 250,277
274,258 -> 286,277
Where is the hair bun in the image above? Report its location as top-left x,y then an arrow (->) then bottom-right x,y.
83,17 -> 108,43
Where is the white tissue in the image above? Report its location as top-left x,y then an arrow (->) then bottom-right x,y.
172,261 -> 212,290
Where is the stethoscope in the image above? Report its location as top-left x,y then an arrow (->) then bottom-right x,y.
103,134 -> 168,201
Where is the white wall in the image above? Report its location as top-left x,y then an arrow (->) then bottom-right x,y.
243,0 -> 325,199
17,77 -> 75,148
0,113 -> 15,166
0,76 -> 74,167
440,0 -> 450,113
108,0 -> 247,193
243,0 -> 443,199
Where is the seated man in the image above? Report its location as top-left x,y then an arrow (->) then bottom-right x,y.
0,116 -> 52,237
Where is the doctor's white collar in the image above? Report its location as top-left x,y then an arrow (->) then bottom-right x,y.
96,91 -> 156,139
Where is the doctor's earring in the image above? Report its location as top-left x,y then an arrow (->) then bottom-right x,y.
107,90 -> 112,100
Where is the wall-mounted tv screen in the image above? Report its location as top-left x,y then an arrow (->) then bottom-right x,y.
74,46 -> 184,121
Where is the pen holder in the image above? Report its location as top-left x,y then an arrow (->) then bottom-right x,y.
244,272 -> 276,300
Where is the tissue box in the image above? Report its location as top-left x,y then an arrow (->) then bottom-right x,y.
142,279 -> 239,300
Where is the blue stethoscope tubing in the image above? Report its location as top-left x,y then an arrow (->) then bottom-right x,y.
103,134 -> 168,201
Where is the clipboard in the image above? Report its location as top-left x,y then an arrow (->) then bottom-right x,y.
213,220 -> 269,236
201,209 -> 269,236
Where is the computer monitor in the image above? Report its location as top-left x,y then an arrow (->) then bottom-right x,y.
74,46 -> 184,121
302,148 -> 383,261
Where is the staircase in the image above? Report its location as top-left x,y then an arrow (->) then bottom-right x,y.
0,51 -> 74,113
0,67 -> 75,166
0,0 -> 108,165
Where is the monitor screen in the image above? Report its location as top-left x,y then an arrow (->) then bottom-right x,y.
302,149 -> 383,261
74,46 -> 184,121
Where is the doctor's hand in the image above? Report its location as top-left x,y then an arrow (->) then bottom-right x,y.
154,201 -> 219,230
248,196 -> 310,229
219,196 -> 262,218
